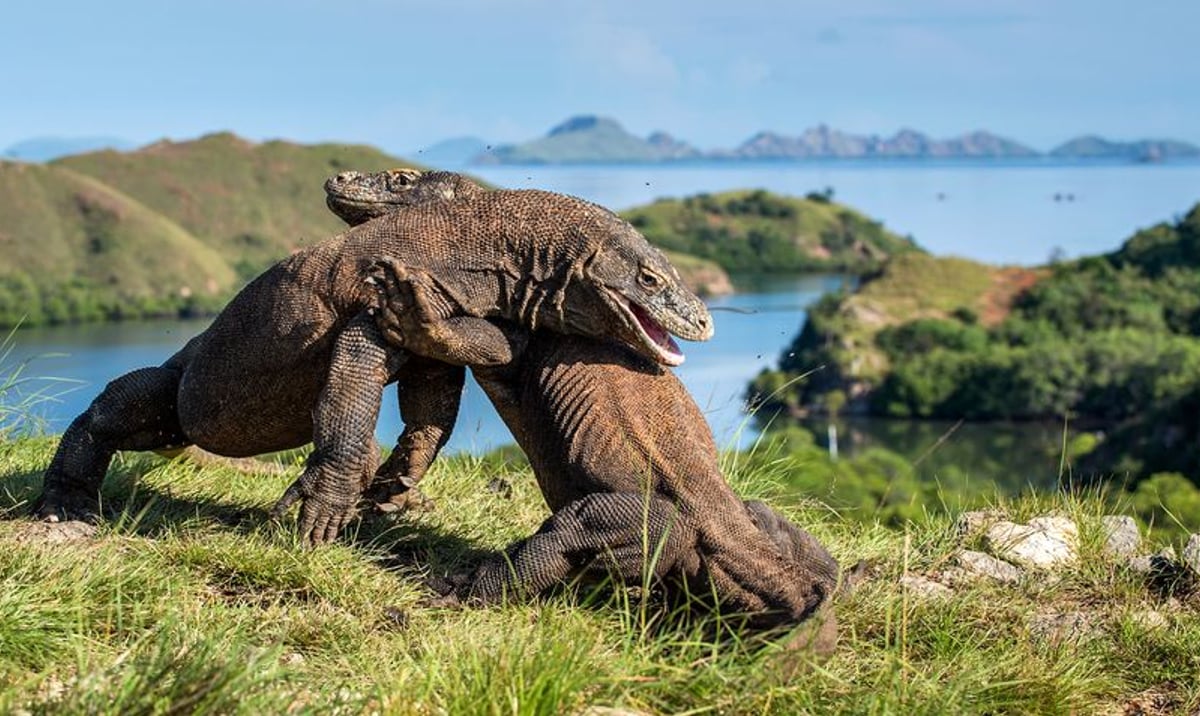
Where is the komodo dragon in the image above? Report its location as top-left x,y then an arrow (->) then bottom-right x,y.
326,170 -> 840,642
35,174 -> 714,545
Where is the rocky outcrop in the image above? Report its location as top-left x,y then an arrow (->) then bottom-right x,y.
899,511 -> 1200,622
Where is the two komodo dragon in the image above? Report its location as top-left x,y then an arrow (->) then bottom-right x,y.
37,167 -> 840,653
325,169 -> 841,642
36,180 -> 712,543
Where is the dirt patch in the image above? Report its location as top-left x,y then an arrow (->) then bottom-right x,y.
978,267 -> 1046,326
1106,685 -> 1186,716
805,243 -> 833,260
13,519 -> 97,545
842,299 -> 891,330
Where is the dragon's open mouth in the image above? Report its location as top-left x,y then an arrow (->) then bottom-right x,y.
623,299 -> 685,367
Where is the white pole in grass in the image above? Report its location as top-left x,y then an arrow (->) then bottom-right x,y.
827,423 -> 838,462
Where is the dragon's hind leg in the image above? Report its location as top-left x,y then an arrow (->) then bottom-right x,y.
36,366 -> 187,522
460,493 -> 698,605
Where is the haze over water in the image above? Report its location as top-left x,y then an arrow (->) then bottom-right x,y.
471,160 -> 1200,265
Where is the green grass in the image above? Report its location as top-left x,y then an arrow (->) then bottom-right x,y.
1,437 -> 1197,714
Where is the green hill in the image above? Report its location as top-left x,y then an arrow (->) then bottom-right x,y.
0,135 -> 413,326
623,189 -> 919,274
55,133 -> 407,274
0,161 -> 237,325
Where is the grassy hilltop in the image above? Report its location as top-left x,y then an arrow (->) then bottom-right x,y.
1,438 -> 1198,714
0,161 -> 239,324
54,134 -> 404,268
0,135 -> 406,326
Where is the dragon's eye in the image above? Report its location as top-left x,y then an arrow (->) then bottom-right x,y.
638,270 -> 661,290
386,171 -> 417,191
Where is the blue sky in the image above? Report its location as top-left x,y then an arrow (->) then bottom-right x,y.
3,0 -> 1197,154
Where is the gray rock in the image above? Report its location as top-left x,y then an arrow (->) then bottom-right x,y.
1127,546 -> 1178,576
1128,610 -> 1169,631
956,509 -> 1007,538
899,574 -> 953,600
1027,610 -> 1099,645
951,550 -> 1023,585
1100,515 -> 1141,559
985,516 -> 1078,570
1182,534 -> 1200,575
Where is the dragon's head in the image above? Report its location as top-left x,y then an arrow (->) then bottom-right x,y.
324,168 -> 713,366
561,212 -> 713,366
325,168 -> 483,225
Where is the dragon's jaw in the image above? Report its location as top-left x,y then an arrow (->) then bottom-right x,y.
603,289 -> 686,367
325,195 -> 408,224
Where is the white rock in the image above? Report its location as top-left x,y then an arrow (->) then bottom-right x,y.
899,574 -> 953,600
952,550 -> 1023,585
1028,515 -> 1079,541
1182,534 -> 1200,575
985,517 -> 1078,570
1100,515 -> 1141,559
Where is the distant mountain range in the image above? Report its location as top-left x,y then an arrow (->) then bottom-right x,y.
3,136 -> 135,162
463,115 -> 1200,165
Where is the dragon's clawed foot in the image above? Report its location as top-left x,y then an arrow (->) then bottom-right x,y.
33,484 -> 103,524
366,260 -> 444,348
372,488 -> 436,514
420,572 -> 471,608
271,476 -> 360,545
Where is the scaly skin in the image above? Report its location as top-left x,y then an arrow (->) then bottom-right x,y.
329,170 -> 840,651
36,178 -> 713,545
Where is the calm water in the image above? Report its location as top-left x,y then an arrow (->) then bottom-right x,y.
7,161 -> 1199,484
9,275 -> 844,455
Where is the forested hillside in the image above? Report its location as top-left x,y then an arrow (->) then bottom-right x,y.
623,188 -> 919,274
749,203 -> 1200,485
